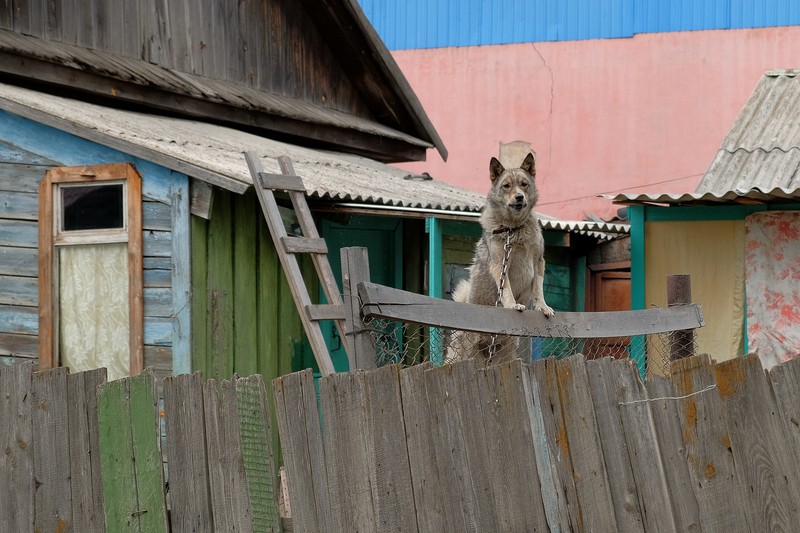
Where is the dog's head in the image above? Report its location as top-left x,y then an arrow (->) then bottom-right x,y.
487,153 -> 538,219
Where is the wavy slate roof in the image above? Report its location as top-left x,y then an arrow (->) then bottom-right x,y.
0,82 -> 481,212
611,70 -> 800,206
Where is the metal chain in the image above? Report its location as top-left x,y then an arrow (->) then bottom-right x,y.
489,230 -> 515,360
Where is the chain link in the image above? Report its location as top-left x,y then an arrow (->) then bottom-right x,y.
489,230 -> 515,360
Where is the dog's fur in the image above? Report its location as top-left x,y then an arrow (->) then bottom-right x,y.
448,153 -> 554,361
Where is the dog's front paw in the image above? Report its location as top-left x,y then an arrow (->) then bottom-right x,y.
535,302 -> 555,317
512,303 -> 526,312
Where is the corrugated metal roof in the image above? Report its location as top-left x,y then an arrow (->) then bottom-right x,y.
612,70 -> 800,206
0,82 -> 481,212
358,0 -> 800,50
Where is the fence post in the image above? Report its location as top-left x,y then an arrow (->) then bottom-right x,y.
667,274 -> 695,360
341,247 -> 376,370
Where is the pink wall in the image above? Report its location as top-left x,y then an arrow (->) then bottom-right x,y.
393,26 -> 800,220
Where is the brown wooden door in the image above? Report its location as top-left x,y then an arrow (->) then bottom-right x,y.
585,270 -> 631,359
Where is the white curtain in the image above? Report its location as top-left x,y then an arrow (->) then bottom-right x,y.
59,243 -> 130,381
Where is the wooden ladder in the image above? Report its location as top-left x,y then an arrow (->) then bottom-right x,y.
245,152 -> 348,376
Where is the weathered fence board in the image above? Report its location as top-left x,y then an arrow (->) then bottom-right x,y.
670,354 -> 748,531
0,361 -> 34,531
31,367 -> 72,532
163,372 -> 213,531
769,357 -> 800,467
98,370 -> 169,532
67,367 -> 107,533
715,355 -> 800,530
644,375 -> 701,532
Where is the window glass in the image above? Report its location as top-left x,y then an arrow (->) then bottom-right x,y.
61,183 -> 124,231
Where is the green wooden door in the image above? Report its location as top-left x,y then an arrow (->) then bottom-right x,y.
318,216 -> 402,371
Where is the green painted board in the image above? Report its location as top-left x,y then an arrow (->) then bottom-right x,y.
234,191 -> 258,377
98,372 -> 168,532
191,216 -> 209,378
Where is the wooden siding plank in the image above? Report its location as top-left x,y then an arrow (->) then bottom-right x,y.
143,200 -> 172,231
257,217 -> 279,380
191,216 -> 208,377
145,256 -> 172,270
31,367 -> 72,532
0,219 -> 38,247
319,371 -> 375,532
163,373 -> 213,531
203,379 -> 253,532
144,287 -> 172,317
615,359 -> 677,533
0,275 -> 37,306
143,229 -> 172,257
479,360 -> 550,532
670,354 -> 748,531
645,375 -> 702,532
0,149 -> 56,168
0,362 -> 34,532
236,374 -> 281,532
0,332 -> 38,356
144,317 -> 172,346
715,355 -> 800,530
233,190 -> 258,377
144,268 -> 171,288
66,368 -> 107,533
0,246 -> 38,276
586,357 -> 645,532
206,189 -> 234,380
0,304 -> 38,335
556,355 -> 617,531
273,369 -> 332,533
0,190 -> 38,220
170,176 -> 191,375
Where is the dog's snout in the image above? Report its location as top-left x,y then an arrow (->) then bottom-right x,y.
514,193 -> 525,202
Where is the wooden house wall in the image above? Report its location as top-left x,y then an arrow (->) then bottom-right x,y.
0,116 -> 191,378
190,188 -> 311,384
0,0 -> 369,118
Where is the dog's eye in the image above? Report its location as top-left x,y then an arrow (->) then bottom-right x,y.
521,182 -> 528,188
503,183 -> 511,189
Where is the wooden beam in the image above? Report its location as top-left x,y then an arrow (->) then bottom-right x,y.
358,282 -> 705,338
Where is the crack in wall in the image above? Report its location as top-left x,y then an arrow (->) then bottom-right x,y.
531,42 -> 554,167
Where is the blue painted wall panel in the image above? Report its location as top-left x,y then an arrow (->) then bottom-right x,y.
358,0 -> 800,50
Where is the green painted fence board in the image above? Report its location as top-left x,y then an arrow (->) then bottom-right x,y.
191,215 -> 209,378
234,191 -> 258,377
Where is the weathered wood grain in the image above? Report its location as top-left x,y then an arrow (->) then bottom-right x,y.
204,379 -> 253,533
66,367 -> 107,533
359,282 -> 704,338
556,354 -> 617,532
644,375 -> 701,532
170,176 -> 191,375
31,367 -> 72,532
586,357 -> 644,532
142,199 -> 171,231
273,369 -> 332,533
0,274 -> 37,306
163,372 -> 212,532
232,189 -> 258,377
0,245 -> 38,276
614,359 -> 677,533
0,190 -> 38,220
0,362 -> 34,532
143,229 -> 171,257
0,331 -> 38,356
318,371 -> 375,532
715,355 -> 800,530
341,247 -> 376,371
0,303 -> 38,335
479,360 -> 550,532
363,365 -> 417,532
0,219 -> 38,247
670,354 -> 748,531
144,287 -> 172,317
769,357 -> 800,471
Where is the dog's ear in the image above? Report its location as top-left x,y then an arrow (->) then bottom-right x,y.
520,152 -> 536,178
489,157 -> 504,183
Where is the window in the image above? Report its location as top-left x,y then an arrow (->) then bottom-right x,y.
39,164 -> 143,380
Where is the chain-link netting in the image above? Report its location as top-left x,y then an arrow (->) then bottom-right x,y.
364,315 -> 698,378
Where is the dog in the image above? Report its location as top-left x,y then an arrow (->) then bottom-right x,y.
447,152 -> 554,362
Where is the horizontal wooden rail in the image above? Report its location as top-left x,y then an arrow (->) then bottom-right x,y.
358,282 -> 704,338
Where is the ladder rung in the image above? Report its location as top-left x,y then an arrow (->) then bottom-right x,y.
281,236 -> 328,254
258,172 -> 306,192
306,304 -> 347,321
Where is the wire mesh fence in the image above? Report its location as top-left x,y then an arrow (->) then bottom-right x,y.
365,314 -> 698,378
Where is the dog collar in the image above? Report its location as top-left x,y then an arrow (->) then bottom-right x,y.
491,225 -> 523,235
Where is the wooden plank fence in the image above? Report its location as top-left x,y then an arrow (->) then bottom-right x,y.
0,363 -> 282,532
274,353 -> 800,533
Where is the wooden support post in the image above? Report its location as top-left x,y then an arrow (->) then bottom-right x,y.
667,274 -> 694,360
341,247 -> 376,371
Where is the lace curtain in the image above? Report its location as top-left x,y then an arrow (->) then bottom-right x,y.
59,243 -> 130,381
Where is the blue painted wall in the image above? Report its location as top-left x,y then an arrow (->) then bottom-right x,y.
358,0 -> 800,49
